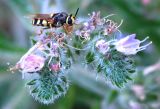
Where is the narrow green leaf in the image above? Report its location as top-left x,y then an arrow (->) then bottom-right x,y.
97,64 -> 103,73
108,90 -> 119,104
27,79 -> 37,85
86,52 -> 95,64
31,87 -> 39,93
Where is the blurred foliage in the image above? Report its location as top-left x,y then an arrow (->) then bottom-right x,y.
0,0 -> 160,109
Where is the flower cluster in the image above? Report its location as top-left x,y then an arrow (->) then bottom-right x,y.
75,12 -> 103,40
10,30 -> 72,104
76,12 -> 152,87
94,34 -> 152,56
10,11 -> 152,104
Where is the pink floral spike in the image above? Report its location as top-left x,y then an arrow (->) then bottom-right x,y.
115,34 -> 152,55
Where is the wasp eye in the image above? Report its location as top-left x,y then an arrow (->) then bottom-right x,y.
68,18 -> 72,25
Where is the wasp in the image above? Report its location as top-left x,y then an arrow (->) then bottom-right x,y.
31,8 -> 79,34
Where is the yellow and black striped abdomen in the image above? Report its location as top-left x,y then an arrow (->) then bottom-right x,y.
32,19 -> 48,27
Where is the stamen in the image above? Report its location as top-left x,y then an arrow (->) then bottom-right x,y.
140,36 -> 149,43
103,14 -> 116,20
137,47 -> 147,52
137,41 -> 152,52
116,19 -> 123,28
140,41 -> 152,48
112,22 -> 117,27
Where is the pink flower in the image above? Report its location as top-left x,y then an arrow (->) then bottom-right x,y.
75,22 -> 95,40
143,60 -> 160,75
75,30 -> 91,40
103,19 -> 123,36
89,11 -> 103,26
50,63 -> 60,72
131,85 -> 145,100
83,22 -> 96,31
129,101 -> 142,109
20,54 -> 45,73
142,0 -> 151,6
95,39 -> 109,55
75,12 -> 103,40
115,34 -> 152,55
45,42 -> 59,57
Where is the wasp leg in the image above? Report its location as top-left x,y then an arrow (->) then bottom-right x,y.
63,24 -> 73,36
38,28 -> 44,35
49,24 -> 55,32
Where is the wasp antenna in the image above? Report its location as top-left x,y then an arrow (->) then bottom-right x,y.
74,8 -> 79,17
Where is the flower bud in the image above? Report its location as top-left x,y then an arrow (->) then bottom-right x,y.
50,63 -> 61,72
20,54 -> 45,73
95,39 -> 109,55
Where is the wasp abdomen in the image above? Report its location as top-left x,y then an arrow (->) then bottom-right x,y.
32,19 -> 48,27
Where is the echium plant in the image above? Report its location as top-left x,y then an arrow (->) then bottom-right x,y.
10,11 -> 152,104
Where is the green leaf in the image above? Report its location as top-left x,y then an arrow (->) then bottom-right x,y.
26,62 -> 69,104
101,51 -> 135,87
145,93 -> 158,102
108,90 -> 118,104
57,85 -> 64,92
86,52 -> 95,64
30,38 -> 37,45
66,48 -> 73,58
27,79 -> 37,85
31,87 -> 39,93
73,42 -> 82,55
97,64 -> 103,73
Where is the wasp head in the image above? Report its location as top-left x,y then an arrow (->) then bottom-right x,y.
66,8 -> 79,25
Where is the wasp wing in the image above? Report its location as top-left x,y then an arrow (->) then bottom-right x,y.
25,13 -> 58,19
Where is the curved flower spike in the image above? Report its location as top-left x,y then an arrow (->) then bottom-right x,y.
115,34 -> 152,55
